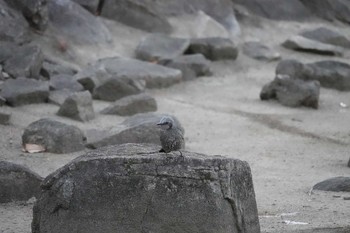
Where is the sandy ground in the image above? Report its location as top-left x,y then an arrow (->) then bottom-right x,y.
1,14 -> 350,233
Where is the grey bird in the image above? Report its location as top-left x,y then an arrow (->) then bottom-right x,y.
157,116 -> 185,155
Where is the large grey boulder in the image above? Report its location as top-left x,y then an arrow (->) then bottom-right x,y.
32,143 -> 260,233
300,0 -> 350,24
300,27 -> 350,49
0,42 -> 20,63
22,118 -> 85,153
0,0 -> 31,44
101,93 -> 157,116
48,0 -> 111,44
95,57 -> 182,89
276,59 -> 350,91
232,0 -> 311,20
49,74 -> 84,92
49,89 -> 76,106
313,177 -> 350,192
100,0 -> 172,33
57,91 -> 95,122
161,54 -> 212,81
242,41 -> 281,61
4,0 -> 48,31
3,44 -> 44,79
0,161 -> 43,203
0,78 -> 49,106
87,113 -> 183,149
135,34 -> 190,62
260,74 -> 320,109
282,35 -> 343,56
186,37 -> 238,61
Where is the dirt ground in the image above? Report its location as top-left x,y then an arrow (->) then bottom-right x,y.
1,15 -> 350,233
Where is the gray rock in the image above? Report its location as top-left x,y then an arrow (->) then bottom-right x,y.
4,0 -> 48,31
57,91 -> 95,122
276,59 -> 350,91
301,0 -> 350,24
0,42 -> 20,63
3,44 -> 44,79
186,37 -> 238,61
0,108 -> 11,125
242,41 -> 281,61
74,65 -> 109,93
232,0 -> 312,20
100,0 -> 172,33
282,35 -> 343,56
41,61 -> 77,80
101,93 -> 157,116
0,161 -> 43,203
260,74 -> 320,109
161,54 -> 212,81
50,74 -> 84,92
95,57 -> 182,89
0,95 -> 6,106
300,27 -> 350,49
48,0 -> 111,44
32,143 -> 260,233
22,118 -> 85,153
135,34 -> 190,62
48,89 -> 76,106
0,0 -> 31,44
87,113 -> 183,149
71,0 -> 99,14
313,177 -> 350,192
0,78 -> 49,106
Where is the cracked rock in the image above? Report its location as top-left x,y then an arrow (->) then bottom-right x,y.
32,143 -> 260,233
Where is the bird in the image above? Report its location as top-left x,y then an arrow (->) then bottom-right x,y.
157,116 -> 185,155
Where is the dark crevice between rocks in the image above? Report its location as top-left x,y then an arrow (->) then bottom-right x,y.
97,0 -> 105,15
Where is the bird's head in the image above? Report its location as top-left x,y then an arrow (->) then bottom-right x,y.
157,116 -> 174,130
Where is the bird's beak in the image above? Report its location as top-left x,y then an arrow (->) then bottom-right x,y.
157,122 -> 166,126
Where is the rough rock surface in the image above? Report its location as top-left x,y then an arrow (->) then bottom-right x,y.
301,0 -> 350,24
161,54 -> 212,81
95,57 -> 182,89
0,108 -> 11,125
276,59 -> 350,91
186,37 -> 238,61
48,89 -> 76,106
22,118 -> 85,153
32,143 -> 260,233
87,113 -> 183,149
300,27 -> 350,49
242,41 -> 281,61
48,0 -> 111,44
101,93 -> 157,116
0,78 -> 49,106
0,0 -> 30,44
3,45 -> 44,79
260,74 -> 320,109
100,0 -> 172,33
57,91 -> 95,122
71,0 -> 99,14
49,74 -> 84,92
282,35 -> 343,56
4,0 -> 48,31
135,34 -> 190,62
41,61 -> 77,80
0,161 -> 43,203
313,177 -> 350,192
232,0 -> 312,20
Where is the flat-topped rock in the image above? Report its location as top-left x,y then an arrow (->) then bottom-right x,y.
32,143 -> 260,233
